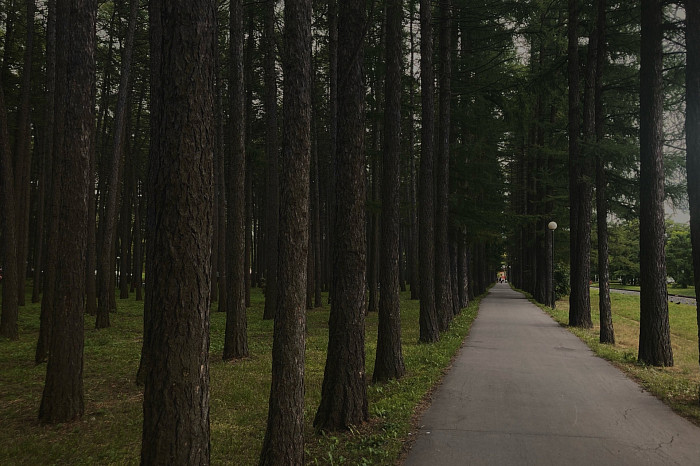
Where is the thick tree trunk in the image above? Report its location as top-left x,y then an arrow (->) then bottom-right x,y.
638,0 -> 673,366
14,0 -> 36,307
38,0 -> 95,423
374,0 -> 405,384
259,1 -> 311,461
223,0 -> 248,360
418,0 -> 439,343
686,0 -> 700,378
262,0 -> 280,321
140,0 -> 214,462
314,0 -> 368,431
595,0 -> 614,344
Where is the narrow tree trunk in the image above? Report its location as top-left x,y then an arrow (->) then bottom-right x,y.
638,0 -> 673,366
96,0 -> 138,328
314,0 -> 369,431
435,0 -> 453,332
140,0 -> 214,461
0,76 -> 19,340
14,0 -> 36,307
595,0 -> 614,344
262,0 -> 280,321
223,0 -> 248,360
374,0 -> 405,384
259,0 -> 311,460
39,0 -> 95,422
418,0 -> 439,343
568,0 -> 592,328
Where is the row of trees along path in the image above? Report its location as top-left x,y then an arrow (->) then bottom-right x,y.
1,0 -> 700,464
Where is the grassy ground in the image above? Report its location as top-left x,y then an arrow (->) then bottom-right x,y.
597,283 -> 697,298
0,287 -> 483,465
542,289 -> 700,425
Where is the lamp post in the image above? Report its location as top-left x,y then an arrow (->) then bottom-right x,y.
547,221 -> 558,308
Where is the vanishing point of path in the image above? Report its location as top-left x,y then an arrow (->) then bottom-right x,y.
404,283 -> 700,465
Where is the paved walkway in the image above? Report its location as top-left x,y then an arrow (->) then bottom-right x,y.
404,283 -> 700,465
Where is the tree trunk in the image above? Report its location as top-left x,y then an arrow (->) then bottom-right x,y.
638,0 -> 673,366
140,0 -> 214,462
38,0 -> 95,423
374,0 -> 405,384
259,1 -> 311,461
0,76 -> 19,340
223,0 -> 248,360
567,0 -> 592,328
32,0 -> 56,304
418,0 -> 439,343
595,0 -> 614,344
435,0 -> 453,332
14,0 -> 36,307
408,12 -> 419,301
314,0 -> 368,431
96,0 -> 138,328
686,0 -> 700,380
262,0 -> 280,321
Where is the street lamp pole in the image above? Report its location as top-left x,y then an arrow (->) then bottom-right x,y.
547,221 -> 558,308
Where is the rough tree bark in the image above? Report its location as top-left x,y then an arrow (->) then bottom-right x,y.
595,0 -> 614,344
374,0 -> 405,384
0,74 -> 19,340
418,0 -> 440,343
38,0 -> 95,423
14,0 -> 36,307
262,0 -> 280,321
314,0 -> 369,431
223,0 -> 248,360
435,0 -> 454,332
259,0 -> 311,461
638,0 -> 673,366
140,0 -> 215,462
96,0 -> 139,328
567,0 -> 592,328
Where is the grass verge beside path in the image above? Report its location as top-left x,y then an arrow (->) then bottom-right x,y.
594,283 -> 696,298
537,289 -> 700,426
0,287 -> 484,465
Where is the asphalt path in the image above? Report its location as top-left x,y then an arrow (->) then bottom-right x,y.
404,283 -> 700,465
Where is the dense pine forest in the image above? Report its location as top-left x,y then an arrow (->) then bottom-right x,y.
1,0 -> 699,464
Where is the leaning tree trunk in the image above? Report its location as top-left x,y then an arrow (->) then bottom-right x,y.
38,0 -> 95,423
638,0 -> 673,366
374,0 -> 405,384
686,0 -> 700,381
418,0 -> 439,343
259,0 -> 311,461
140,0 -> 215,462
314,0 -> 369,431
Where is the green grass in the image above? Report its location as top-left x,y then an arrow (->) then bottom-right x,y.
596,283 -> 697,298
540,289 -> 700,425
0,287 -> 484,465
